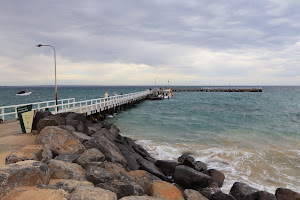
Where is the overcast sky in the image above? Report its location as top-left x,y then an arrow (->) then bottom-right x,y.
1,0 -> 300,86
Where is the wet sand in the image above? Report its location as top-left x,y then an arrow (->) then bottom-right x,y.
0,120 -> 36,165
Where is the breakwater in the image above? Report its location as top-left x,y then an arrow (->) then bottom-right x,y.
0,111 -> 299,200
172,88 -> 262,92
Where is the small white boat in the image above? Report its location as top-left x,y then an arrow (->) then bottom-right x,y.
163,89 -> 173,99
16,91 -> 32,96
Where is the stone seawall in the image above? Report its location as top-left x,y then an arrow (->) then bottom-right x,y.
0,111 -> 299,200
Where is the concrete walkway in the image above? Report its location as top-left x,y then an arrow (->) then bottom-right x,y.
0,120 -> 36,165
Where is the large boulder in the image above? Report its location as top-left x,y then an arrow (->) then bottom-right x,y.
84,135 -> 127,167
35,126 -> 86,155
146,180 -> 184,200
5,145 -> 52,164
275,188 -> 300,200
128,170 -> 161,191
70,185 -> 117,200
32,111 -> 53,130
54,154 -> 81,163
71,131 -> 92,143
1,186 -> 69,200
155,160 -> 179,175
207,169 -> 225,188
85,165 -> 113,184
66,112 -> 87,124
47,159 -> 86,181
97,179 -> 144,199
49,179 -> 94,193
77,148 -> 105,168
36,117 -> 60,133
211,191 -> 236,200
199,187 -> 221,199
244,191 -> 276,200
0,160 -> 50,198
229,182 -> 259,200
184,189 -> 208,200
178,155 -> 207,172
173,165 -> 213,189
92,128 -> 117,142
137,158 -> 169,181
117,143 -> 142,171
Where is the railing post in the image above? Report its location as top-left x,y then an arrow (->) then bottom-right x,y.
37,103 -> 40,111
15,107 -> 17,119
1,107 -> 5,121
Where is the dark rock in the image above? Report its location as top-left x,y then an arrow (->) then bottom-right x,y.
0,119 -> 3,123
32,111 -> 53,130
211,191 -> 236,200
155,160 -> 179,175
77,122 -> 86,133
182,155 -> 196,168
36,116 -> 59,133
86,165 -> 113,184
195,161 -> 207,172
93,128 -> 117,142
275,188 -> 300,200
47,159 -> 86,180
229,182 -> 259,200
244,191 -> 276,200
86,126 -> 98,136
117,143 -> 141,171
84,135 -> 127,167
184,189 -> 208,200
65,119 -> 80,129
137,158 -> 169,181
103,123 -> 113,130
173,165 -> 213,189
207,169 -> 225,188
97,179 -> 144,199
71,131 -> 92,143
0,160 -> 50,198
66,112 -> 87,124
77,148 -> 105,168
54,154 -> 80,163
92,122 -> 104,130
199,187 -> 221,199
123,137 -> 150,158
58,125 -> 76,133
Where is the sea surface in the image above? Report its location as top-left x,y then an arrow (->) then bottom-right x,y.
1,86 -> 299,193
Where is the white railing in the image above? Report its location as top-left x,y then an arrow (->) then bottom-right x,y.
0,98 -> 76,121
0,90 -> 150,121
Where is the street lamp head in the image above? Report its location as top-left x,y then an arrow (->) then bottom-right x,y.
36,44 -> 42,47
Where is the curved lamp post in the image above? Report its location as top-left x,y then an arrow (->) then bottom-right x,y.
36,44 -> 58,106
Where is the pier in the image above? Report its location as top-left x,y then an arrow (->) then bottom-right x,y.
0,90 -> 151,121
171,87 -> 262,92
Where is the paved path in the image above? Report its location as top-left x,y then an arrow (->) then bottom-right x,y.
0,120 -> 36,165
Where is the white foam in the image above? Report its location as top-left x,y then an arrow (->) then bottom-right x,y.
136,139 -> 300,194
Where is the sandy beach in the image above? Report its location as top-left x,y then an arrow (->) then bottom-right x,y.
0,120 -> 36,165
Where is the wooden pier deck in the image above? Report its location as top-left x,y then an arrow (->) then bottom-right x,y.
171,88 -> 262,92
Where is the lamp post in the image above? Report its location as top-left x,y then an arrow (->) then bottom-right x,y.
155,77 -> 158,88
36,44 -> 57,106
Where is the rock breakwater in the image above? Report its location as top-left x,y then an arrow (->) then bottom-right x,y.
0,111 -> 299,200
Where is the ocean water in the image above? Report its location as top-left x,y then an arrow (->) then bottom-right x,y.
1,86 -> 299,193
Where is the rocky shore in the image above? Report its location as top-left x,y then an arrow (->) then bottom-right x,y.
0,111 -> 299,200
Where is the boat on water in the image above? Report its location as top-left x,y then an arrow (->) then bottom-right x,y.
163,89 -> 173,99
16,91 -> 32,96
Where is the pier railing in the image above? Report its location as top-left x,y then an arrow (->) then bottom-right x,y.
0,90 -> 150,121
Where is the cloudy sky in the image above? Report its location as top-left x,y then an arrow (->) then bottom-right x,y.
1,0 -> 300,86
